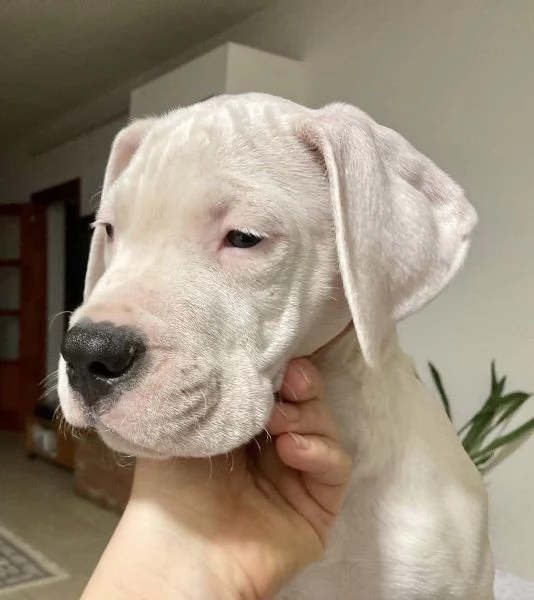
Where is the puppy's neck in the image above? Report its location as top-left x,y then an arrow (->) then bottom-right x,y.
312,327 -> 413,473
311,322 -> 402,379
311,323 -> 364,377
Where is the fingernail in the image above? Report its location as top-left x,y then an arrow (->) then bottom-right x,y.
295,362 -> 312,390
280,381 -> 298,401
289,432 -> 310,449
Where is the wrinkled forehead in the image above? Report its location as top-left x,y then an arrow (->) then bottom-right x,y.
101,102 -> 324,228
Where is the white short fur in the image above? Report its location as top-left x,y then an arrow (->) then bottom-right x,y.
58,93 -> 494,599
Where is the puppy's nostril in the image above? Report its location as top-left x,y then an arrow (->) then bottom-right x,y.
89,359 -> 132,380
87,342 -> 139,380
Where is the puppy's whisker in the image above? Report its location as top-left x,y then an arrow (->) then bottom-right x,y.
41,370 -> 59,385
187,390 -> 210,453
225,450 -> 235,472
49,310 -> 72,329
68,423 -> 82,441
201,389 -> 208,418
207,454 -> 213,479
200,431 -> 210,452
253,436 -> 262,453
38,383 -> 58,403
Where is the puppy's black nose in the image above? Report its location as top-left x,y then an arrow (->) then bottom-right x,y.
61,321 -> 146,405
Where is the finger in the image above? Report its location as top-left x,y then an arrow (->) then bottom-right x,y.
276,433 -> 352,515
267,398 -> 338,439
280,358 -> 323,402
276,433 -> 352,486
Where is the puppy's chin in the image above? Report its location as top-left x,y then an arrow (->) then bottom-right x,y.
98,429 -> 169,460
98,423 -> 267,459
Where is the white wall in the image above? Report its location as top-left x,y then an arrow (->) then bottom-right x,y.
204,0 -> 534,578
130,43 -> 229,118
0,116 -> 126,214
131,42 -> 305,119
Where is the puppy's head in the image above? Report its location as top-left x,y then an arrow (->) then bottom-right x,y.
58,94 -> 476,458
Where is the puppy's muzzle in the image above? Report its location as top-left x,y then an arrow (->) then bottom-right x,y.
61,321 -> 146,407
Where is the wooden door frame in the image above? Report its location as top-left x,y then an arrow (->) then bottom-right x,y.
0,202 -> 47,428
0,204 -> 24,427
20,202 -> 48,427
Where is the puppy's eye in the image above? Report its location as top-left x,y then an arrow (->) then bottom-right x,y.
225,229 -> 263,249
104,223 -> 114,240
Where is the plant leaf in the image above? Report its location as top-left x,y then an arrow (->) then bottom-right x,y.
463,392 -> 531,443
474,453 -> 495,472
461,385 -> 503,453
491,360 -> 497,391
462,392 -> 532,454
458,414 -> 477,436
495,376 -> 507,397
457,396 -> 495,436
427,359 -> 533,471
492,393 -> 532,429
428,362 -> 452,420
462,409 -> 498,454
459,377 -> 525,439
479,429 -> 534,473
458,393 -> 497,435
471,417 -> 534,463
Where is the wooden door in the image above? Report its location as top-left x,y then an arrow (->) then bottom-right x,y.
0,203 -> 47,429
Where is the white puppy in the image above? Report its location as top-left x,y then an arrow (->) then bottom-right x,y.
58,93 -> 494,599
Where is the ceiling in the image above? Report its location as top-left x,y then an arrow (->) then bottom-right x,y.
0,0 -> 271,147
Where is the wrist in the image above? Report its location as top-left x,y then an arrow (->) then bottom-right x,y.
119,497 -> 259,600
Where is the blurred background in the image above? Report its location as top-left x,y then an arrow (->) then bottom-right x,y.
0,1 -> 533,597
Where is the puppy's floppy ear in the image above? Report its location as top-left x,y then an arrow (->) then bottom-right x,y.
101,118 -> 155,196
84,119 -> 154,301
83,225 -> 106,303
298,104 -> 477,367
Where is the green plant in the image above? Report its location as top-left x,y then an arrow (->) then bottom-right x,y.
428,361 -> 534,473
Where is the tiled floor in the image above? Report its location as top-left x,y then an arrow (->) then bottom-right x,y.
0,433 -> 119,599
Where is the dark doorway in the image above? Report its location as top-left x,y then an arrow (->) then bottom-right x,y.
64,202 -> 92,318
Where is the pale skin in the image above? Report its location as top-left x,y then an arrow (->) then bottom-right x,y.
82,358 -> 352,600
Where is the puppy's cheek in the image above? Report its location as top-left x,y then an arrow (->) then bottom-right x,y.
57,362 -> 88,427
222,373 -> 275,441
58,397 -> 87,428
